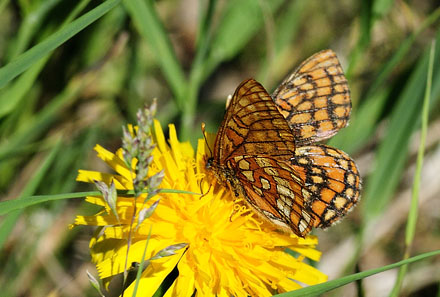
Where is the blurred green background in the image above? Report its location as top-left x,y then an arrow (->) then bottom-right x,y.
0,0 -> 439,296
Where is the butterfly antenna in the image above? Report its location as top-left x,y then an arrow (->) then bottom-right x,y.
201,122 -> 213,158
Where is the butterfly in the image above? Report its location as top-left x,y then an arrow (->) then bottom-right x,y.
206,50 -> 361,237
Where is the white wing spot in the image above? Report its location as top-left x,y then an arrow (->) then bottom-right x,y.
256,157 -> 272,168
277,184 -> 294,197
346,173 -> 355,186
238,159 -> 250,170
299,220 -> 307,233
252,185 -> 263,196
273,176 -> 290,188
302,209 -> 312,223
277,199 -> 291,217
264,167 -> 278,176
242,170 -> 255,182
279,194 -> 293,207
324,209 -> 336,221
260,177 -> 271,190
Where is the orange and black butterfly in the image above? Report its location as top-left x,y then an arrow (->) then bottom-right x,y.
206,50 -> 361,237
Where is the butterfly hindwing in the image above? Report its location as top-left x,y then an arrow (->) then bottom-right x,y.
289,144 -> 361,228
272,50 -> 351,145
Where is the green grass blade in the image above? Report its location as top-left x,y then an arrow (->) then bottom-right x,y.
345,0 -> 373,79
405,39 -> 435,258
389,40 -> 435,297
273,0 -> 305,54
0,137 -> 62,249
257,0 -> 306,86
372,0 -> 394,19
328,87 -> 390,154
132,224 -> 152,297
368,7 -> 440,97
329,7 -> 440,153
0,58 -> 46,118
123,0 -> 186,107
8,0 -> 61,60
0,0 -> 8,15
0,189 -> 199,216
179,0 -> 218,140
0,0 -> 121,89
205,0 -> 283,78
0,191 -> 98,216
273,250 -> 440,297
0,78 -> 85,161
181,0 -> 284,138
362,32 -> 440,222
0,0 -> 93,119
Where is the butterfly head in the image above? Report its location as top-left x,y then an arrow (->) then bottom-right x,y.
204,154 -> 231,189
206,157 -> 214,169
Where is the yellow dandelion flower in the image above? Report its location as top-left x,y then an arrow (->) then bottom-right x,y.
73,120 -> 327,296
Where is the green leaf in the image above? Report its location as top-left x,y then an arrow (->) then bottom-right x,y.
0,138 -> 62,249
389,40 -> 436,297
330,7 -> 440,153
273,250 -> 440,297
0,0 -> 94,119
0,0 -> 121,89
0,189 -> 199,216
132,225 -> 152,297
0,192 -> 97,216
362,32 -> 440,221
372,0 -> 394,20
8,0 -> 62,60
123,0 -> 186,106
205,0 -> 283,75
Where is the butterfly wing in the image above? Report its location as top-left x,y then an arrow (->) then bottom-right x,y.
272,50 -> 351,145
289,144 -> 361,228
228,155 -> 314,237
214,78 -> 296,164
209,77 -> 359,237
211,79 -> 315,236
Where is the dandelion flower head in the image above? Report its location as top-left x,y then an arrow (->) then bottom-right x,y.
73,120 -> 327,296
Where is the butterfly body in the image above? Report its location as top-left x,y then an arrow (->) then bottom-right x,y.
206,50 -> 361,237
206,157 -> 244,198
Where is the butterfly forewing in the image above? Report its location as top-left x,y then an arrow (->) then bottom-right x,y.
210,79 -> 313,237
272,49 -> 351,145
214,79 -> 296,164
289,145 -> 361,228
229,155 -> 314,237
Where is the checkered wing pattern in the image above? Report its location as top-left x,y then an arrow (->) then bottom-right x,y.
272,50 -> 351,145
290,145 -> 361,228
207,60 -> 361,237
213,79 -> 296,163
229,155 -> 314,237
209,79 -> 314,237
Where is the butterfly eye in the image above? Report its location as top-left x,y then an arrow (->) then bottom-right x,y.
206,157 -> 214,169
